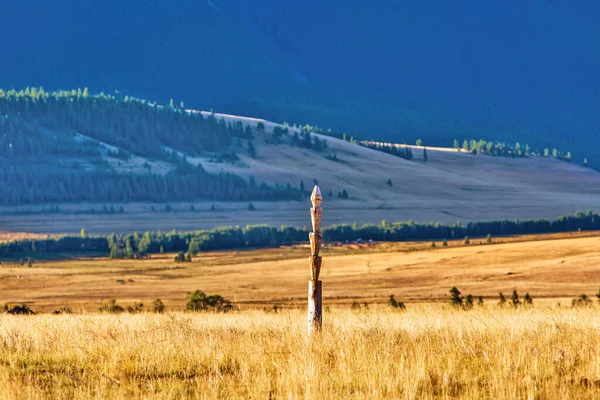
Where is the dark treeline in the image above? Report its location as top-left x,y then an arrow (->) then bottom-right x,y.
0,88 -> 301,204
1,166 -> 299,204
0,87 -> 247,158
2,211 -> 599,258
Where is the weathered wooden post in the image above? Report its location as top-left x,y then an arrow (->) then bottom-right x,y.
308,185 -> 323,334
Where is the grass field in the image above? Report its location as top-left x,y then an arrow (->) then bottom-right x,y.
3,307 -> 600,399
3,232 -> 600,398
2,231 -> 600,312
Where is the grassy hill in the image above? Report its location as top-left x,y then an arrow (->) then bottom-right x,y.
2,87 -> 600,234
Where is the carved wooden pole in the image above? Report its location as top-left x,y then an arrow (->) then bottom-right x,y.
308,185 -> 323,334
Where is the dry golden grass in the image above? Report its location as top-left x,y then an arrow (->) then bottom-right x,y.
2,306 -> 600,399
3,232 -> 600,312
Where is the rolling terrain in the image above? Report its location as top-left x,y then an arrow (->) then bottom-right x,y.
2,109 -> 600,235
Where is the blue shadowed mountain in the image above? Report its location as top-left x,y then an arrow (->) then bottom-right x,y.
2,1 -> 600,165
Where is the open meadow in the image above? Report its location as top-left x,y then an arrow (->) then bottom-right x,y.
2,231 -> 600,312
3,232 -> 600,399
3,307 -> 600,399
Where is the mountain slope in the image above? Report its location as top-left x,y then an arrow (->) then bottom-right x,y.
2,90 -> 600,235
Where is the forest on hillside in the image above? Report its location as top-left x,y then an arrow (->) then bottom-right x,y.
0,88 -> 301,204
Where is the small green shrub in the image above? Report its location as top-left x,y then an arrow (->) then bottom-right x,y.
389,295 -> 406,310
572,294 -> 593,308
127,302 -> 144,313
152,299 -> 165,313
99,299 -> 124,313
449,287 -> 463,307
511,290 -> 521,308
5,304 -> 35,315
53,307 -> 73,315
464,294 -> 474,309
498,292 -> 506,306
186,290 -> 233,312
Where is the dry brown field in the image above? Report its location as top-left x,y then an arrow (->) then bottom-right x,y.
2,231 -> 600,313
2,232 -> 600,398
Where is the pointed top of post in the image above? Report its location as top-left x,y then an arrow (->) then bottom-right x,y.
311,185 -> 322,207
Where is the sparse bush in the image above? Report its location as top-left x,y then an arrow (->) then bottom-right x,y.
53,307 -> 73,315
256,121 -> 265,131
248,202 -> 256,211
186,290 -> 233,312
152,299 -> 165,313
572,294 -> 593,308
5,304 -> 35,315
99,299 -> 124,313
389,295 -> 406,310
449,287 -> 463,307
486,234 -> 492,244
523,293 -> 533,306
511,290 -> 521,308
464,294 -> 474,309
477,296 -> 484,307
442,239 -> 448,247
127,302 -> 144,313
27,257 -> 32,267
498,292 -> 506,306
174,252 -> 186,263
431,242 -> 436,248
464,236 -> 470,245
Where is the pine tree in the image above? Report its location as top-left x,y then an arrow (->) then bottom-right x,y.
442,239 -> 448,247
109,244 -> 120,259
453,139 -> 460,150
423,147 -> 428,162
188,238 -> 199,255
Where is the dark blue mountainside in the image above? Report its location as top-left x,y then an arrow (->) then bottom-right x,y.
3,1 -> 600,165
